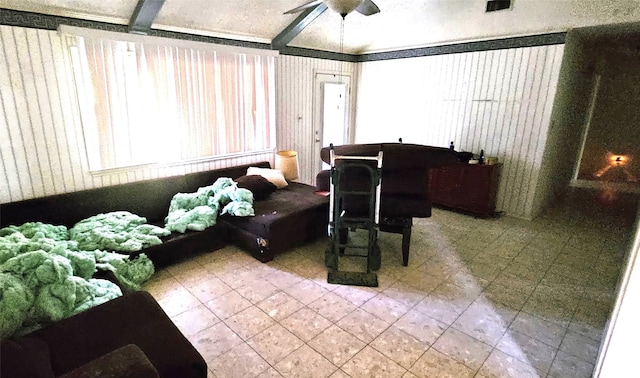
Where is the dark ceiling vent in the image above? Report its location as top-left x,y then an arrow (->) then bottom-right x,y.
486,0 -> 511,12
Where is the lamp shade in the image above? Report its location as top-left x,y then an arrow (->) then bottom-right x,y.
275,150 -> 299,181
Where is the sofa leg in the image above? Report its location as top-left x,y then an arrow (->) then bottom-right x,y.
255,237 -> 273,263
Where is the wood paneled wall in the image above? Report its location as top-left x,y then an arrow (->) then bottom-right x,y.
355,45 -> 564,219
275,55 -> 356,185
1,23 -> 565,220
0,26 -> 273,204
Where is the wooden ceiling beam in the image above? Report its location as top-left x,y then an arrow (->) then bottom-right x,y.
272,3 -> 328,50
129,0 -> 166,34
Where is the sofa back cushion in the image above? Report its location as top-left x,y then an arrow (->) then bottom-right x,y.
0,162 -> 271,227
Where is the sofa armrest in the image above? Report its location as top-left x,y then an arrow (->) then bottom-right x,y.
59,344 -> 158,378
27,291 -> 207,377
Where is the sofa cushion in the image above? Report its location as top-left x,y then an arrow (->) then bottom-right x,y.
235,175 -> 277,200
246,167 -> 288,189
59,344 -> 158,378
0,337 -> 55,378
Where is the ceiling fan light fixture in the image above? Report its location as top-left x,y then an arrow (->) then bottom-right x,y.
324,0 -> 364,17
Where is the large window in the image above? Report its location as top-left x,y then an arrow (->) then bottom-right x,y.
61,26 -> 276,172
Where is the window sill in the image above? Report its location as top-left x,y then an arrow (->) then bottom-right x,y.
88,149 -> 275,177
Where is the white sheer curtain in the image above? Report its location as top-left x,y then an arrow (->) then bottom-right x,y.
64,29 -> 276,171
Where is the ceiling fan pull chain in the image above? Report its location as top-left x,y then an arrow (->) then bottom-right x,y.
340,16 -> 345,81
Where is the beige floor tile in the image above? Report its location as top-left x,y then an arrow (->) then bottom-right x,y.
381,281 -> 428,308
217,265 -> 264,289
157,286 -> 201,317
394,308 -> 447,345
370,325 -> 429,369
478,348 -> 542,378
496,330 -> 556,376
547,350 -> 594,378
501,261 -> 549,283
485,238 -> 527,259
236,278 -> 281,304
360,293 -> 411,324
397,267 -> 447,293
328,369 -> 351,378
202,251 -> 254,274
336,307 -> 390,343
567,317 -> 605,344
464,260 -> 504,287
171,304 -> 220,336
186,276 -> 233,303
153,192 -> 629,378
256,367 -> 284,378
275,345 -> 337,378
166,258 -> 203,276
281,278 -> 331,305
452,298 -> 515,347
307,291 -> 357,323
264,269 -> 305,290
189,322 -> 243,362
143,275 -> 183,300
285,256 -> 328,279
210,342 -> 270,378
413,292 -> 472,326
483,280 -> 531,310
409,348 -> 475,378
280,306 -> 333,342
509,312 -> 567,348
308,324 -> 366,367
341,346 -> 407,378
171,265 -> 212,287
432,328 -> 493,371
257,291 -> 304,321
224,305 -> 275,340
205,290 -> 253,320
331,284 -> 378,306
247,323 -> 304,365
559,329 -> 601,363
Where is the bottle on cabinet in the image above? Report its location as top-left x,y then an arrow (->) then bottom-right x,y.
449,141 -> 455,150
479,149 -> 485,164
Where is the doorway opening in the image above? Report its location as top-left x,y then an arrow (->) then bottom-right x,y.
314,72 -> 350,171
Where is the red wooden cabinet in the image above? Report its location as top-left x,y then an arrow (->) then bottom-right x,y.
428,163 -> 501,217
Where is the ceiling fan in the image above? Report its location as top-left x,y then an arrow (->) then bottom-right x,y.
284,0 -> 381,18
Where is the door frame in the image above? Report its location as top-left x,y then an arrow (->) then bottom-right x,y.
313,70 -> 352,172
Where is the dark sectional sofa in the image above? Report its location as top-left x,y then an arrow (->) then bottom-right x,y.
0,161 -> 329,377
0,161 -> 329,266
1,291 -> 207,377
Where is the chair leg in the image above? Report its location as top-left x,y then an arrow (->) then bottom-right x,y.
380,217 -> 413,266
401,224 -> 411,266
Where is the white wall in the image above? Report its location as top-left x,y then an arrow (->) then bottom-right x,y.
595,215 -> 640,377
355,45 -> 564,219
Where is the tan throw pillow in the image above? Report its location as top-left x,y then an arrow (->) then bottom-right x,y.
246,167 -> 288,189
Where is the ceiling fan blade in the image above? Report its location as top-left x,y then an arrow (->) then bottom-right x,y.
356,0 -> 380,16
284,0 -> 324,15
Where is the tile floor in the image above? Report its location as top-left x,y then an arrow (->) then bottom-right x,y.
143,189 -> 637,377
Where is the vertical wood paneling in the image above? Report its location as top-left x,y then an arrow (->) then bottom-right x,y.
275,55 -> 356,185
0,22 -> 565,220
0,26 -> 273,204
356,44 -> 565,219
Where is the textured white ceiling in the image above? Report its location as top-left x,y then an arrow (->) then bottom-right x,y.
2,0 -> 640,53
